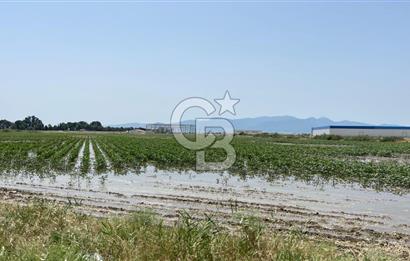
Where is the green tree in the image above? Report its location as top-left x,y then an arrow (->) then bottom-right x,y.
22,116 -> 44,130
0,120 -> 13,129
14,120 -> 28,130
90,121 -> 103,131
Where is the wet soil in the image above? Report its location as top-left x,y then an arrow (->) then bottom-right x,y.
0,167 -> 409,254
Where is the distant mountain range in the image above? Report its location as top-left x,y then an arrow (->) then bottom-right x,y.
229,116 -> 368,134
110,116 -> 371,134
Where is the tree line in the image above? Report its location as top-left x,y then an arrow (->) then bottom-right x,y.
0,116 -> 133,132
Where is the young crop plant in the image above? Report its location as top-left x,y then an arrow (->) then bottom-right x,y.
94,137 -> 129,174
48,138 -> 79,172
92,140 -> 107,173
1,131 -> 410,191
67,139 -> 85,171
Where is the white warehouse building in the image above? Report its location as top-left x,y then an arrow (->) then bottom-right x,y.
311,126 -> 410,137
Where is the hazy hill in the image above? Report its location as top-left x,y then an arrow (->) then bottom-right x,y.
231,116 -> 368,134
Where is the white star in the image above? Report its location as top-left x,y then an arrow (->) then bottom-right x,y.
214,91 -> 240,116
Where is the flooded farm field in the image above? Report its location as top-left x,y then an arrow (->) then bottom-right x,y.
0,167 -> 409,249
1,132 -> 410,253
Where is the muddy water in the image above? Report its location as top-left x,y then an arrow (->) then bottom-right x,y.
0,167 -> 409,245
89,140 -> 96,174
74,141 -> 86,171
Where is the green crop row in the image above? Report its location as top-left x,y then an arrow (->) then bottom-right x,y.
0,131 -> 409,192
80,139 -> 90,175
92,140 -> 108,173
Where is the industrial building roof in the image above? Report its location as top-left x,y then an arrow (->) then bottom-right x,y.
312,125 -> 410,131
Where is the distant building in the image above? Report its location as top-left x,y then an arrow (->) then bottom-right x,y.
312,126 -> 410,137
128,128 -> 146,134
237,130 -> 263,135
146,123 -> 196,134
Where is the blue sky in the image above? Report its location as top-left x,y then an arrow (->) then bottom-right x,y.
1,2 -> 409,125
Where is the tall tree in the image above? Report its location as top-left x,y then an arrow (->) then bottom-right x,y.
23,116 -> 44,130
90,121 -> 103,131
0,120 -> 13,129
14,120 -> 28,130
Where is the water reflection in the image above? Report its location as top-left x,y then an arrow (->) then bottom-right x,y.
0,166 -> 409,234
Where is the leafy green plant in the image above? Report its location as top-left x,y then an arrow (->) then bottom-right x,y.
1,131 -> 410,191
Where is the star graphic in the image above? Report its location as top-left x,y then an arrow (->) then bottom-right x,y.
214,91 -> 240,116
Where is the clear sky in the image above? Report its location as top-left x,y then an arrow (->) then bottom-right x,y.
1,2 -> 409,126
